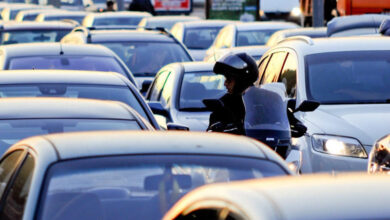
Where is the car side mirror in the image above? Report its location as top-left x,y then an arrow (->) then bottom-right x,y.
167,123 -> 190,131
295,100 -> 320,112
148,101 -> 169,118
141,80 -> 152,95
260,82 -> 288,100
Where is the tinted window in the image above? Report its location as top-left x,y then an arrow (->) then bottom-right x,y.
22,14 -> 38,21
256,56 -> 269,85
37,155 -> 288,220
1,153 -> 34,220
278,53 -> 297,97
8,56 -> 128,78
261,52 -> 287,84
93,17 -> 144,26
183,27 -> 222,49
101,42 -> 191,77
0,151 -> 24,199
0,119 -> 140,156
306,51 -> 390,104
0,84 -> 148,120
0,30 -> 72,44
180,71 -> 225,110
236,29 -> 280,46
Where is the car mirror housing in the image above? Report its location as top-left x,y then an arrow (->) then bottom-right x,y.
295,100 -> 320,112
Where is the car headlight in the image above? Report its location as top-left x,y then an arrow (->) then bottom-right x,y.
290,7 -> 302,17
311,134 -> 367,158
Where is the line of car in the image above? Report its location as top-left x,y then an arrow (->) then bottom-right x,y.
0,2 -> 390,219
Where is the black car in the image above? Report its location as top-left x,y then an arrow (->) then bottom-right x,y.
61,27 -> 193,91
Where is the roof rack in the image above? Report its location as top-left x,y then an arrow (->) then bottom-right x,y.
277,35 -> 314,46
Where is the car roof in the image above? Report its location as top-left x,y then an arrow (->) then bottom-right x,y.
275,35 -> 390,55
177,61 -> 214,73
233,21 -> 298,31
165,173 -> 390,219
181,20 -> 237,28
0,97 -> 137,120
19,131 -> 274,160
327,14 -> 390,37
0,70 -> 128,85
0,42 -> 116,57
87,11 -> 151,18
274,27 -> 327,38
0,21 -> 75,30
89,29 -> 174,42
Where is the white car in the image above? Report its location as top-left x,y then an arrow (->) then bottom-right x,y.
257,36 -> 390,173
164,173 -> 390,220
0,131 -> 292,219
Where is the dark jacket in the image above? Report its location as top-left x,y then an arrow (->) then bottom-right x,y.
128,0 -> 156,15
207,93 -> 246,135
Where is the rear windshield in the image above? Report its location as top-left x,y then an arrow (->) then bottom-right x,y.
236,29 -> 280,46
7,56 -> 128,78
0,119 -> 140,155
0,30 -> 71,44
37,155 -> 288,220
93,17 -> 144,26
100,42 -> 191,77
0,84 -> 148,120
180,71 -> 226,111
184,27 -> 223,49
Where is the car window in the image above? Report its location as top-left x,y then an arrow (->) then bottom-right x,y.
101,42 -> 191,77
148,70 -> 170,101
0,151 -> 24,199
1,153 -> 34,220
183,27 -> 222,50
261,52 -> 287,85
256,55 -> 270,85
93,17 -> 144,26
45,15 -> 85,24
37,155 -> 288,220
0,30 -> 71,44
278,53 -> 297,97
0,84 -> 149,121
236,29 -> 280,46
160,72 -> 174,107
7,56 -> 129,79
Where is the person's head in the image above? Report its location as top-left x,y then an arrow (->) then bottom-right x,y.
106,0 -> 114,8
213,52 -> 259,94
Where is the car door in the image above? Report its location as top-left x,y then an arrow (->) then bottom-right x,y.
0,150 -> 35,220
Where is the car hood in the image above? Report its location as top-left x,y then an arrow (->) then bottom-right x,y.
189,49 -> 207,61
175,111 -> 210,131
303,104 -> 390,145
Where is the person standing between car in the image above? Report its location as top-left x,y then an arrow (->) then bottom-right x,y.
104,0 -> 116,11
128,0 -> 156,15
205,53 -> 258,135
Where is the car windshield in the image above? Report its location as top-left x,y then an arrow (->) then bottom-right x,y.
306,51 -> 390,104
45,15 -> 85,24
236,29 -> 280,46
0,30 -> 71,44
0,84 -> 149,120
184,27 -> 223,49
145,20 -> 180,29
0,119 -> 140,155
37,155 -> 288,220
180,71 -> 226,111
100,42 -> 191,77
93,17 -> 144,26
7,56 -> 128,78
